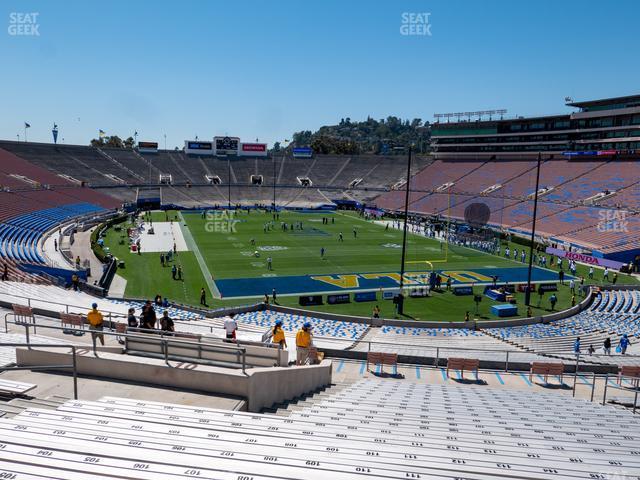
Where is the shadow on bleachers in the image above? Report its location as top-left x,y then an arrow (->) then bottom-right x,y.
451,377 -> 488,386
371,371 -> 405,380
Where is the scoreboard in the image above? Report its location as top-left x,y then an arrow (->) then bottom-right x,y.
138,141 -> 158,153
185,140 -> 214,155
214,136 -> 240,155
184,137 -> 268,156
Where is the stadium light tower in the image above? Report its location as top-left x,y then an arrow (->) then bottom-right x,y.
524,152 -> 542,307
397,144 -> 413,316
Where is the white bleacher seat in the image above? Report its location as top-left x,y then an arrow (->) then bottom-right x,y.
0,379 -> 637,478
0,378 -> 36,395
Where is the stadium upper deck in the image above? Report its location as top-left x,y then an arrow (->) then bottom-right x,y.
431,94 -> 640,158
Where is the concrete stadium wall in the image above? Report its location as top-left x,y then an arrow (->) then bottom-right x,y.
16,347 -> 332,412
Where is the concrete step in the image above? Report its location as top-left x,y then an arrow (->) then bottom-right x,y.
8,398 -> 62,410
0,403 -> 27,417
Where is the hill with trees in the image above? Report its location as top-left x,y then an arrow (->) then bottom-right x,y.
288,116 -> 430,154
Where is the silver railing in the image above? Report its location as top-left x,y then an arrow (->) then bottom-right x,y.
9,321 -> 250,373
0,342 -> 79,399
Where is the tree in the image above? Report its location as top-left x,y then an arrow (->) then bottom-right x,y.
291,115 -> 431,154
89,134 -> 126,149
123,136 -> 135,149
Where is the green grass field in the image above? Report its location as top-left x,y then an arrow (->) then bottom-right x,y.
104,209 -> 639,321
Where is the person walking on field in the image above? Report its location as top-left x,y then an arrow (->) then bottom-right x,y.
87,303 -> 105,346
267,256 -> 272,271
296,322 -> 313,365
200,287 -> 207,306
549,293 -> 558,311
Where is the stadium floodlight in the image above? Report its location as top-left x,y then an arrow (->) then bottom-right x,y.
496,109 -> 507,119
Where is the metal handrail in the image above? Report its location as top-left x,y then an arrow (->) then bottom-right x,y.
319,334 -> 640,358
600,373 -> 639,414
0,342 -> 79,399
0,291 -> 128,322
6,321 -> 275,373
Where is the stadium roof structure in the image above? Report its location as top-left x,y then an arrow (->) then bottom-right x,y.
566,93 -> 640,110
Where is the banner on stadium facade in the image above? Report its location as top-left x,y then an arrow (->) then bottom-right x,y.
185,140 -> 214,155
239,142 -> 268,157
292,147 -> 313,158
545,247 -> 625,269
563,150 -> 617,157
138,141 -> 158,153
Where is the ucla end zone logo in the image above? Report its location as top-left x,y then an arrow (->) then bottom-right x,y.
214,266 -> 568,298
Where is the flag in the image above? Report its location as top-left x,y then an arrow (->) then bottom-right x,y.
99,129 -> 106,138
24,122 -> 31,128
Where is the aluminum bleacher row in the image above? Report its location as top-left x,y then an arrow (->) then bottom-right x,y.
0,141 -> 431,204
0,379 -> 638,479
0,147 -> 120,271
353,325 -> 550,363
374,156 -> 640,254
483,290 -> 640,363
0,202 -> 104,264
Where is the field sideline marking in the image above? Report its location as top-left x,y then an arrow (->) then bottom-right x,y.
178,212 -> 221,299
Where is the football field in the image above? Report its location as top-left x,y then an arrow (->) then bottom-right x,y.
183,210 -> 561,298
104,209 -> 637,321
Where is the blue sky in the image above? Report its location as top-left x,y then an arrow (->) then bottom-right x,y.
1,0 -> 638,148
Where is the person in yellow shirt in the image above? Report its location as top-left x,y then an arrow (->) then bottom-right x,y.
87,303 -> 105,346
271,319 -> 287,349
295,322 -> 313,365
